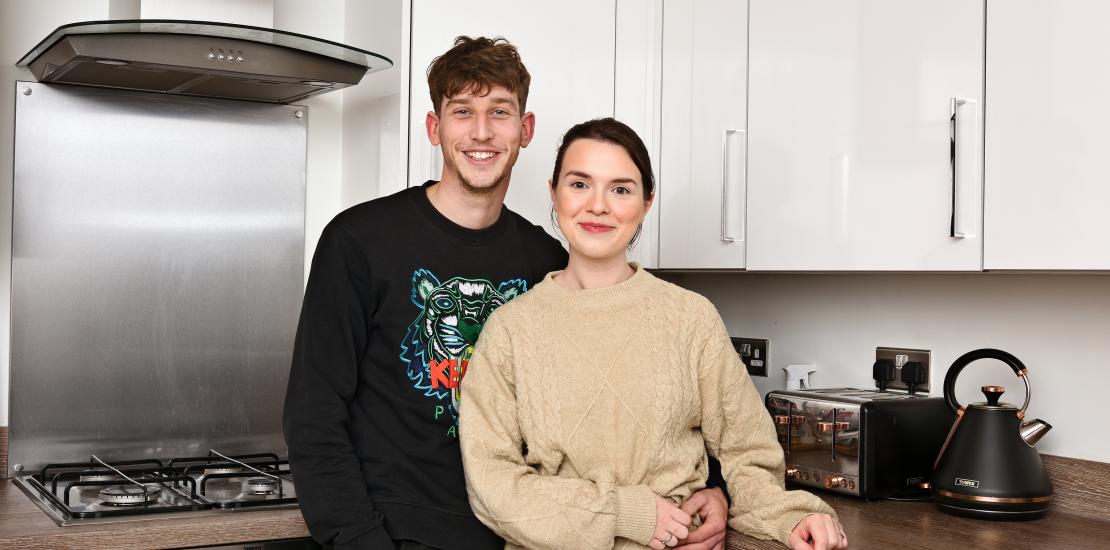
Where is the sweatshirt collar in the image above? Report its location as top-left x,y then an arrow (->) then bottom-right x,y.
413,180 -> 510,245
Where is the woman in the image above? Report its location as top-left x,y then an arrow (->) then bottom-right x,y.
459,118 -> 846,550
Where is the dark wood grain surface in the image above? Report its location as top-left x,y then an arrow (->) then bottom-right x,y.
725,491 -> 1110,550
1042,454 -> 1110,523
0,427 -> 7,479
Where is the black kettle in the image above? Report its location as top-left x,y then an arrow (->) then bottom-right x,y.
931,349 -> 1053,519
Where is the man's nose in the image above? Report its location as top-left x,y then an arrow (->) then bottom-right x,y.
471,115 -> 493,141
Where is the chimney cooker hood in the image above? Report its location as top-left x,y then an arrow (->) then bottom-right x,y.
16,20 -> 392,104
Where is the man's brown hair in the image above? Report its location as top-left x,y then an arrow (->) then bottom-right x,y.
427,36 -> 531,115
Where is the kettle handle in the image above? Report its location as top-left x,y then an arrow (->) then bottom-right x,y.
944,348 -> 1031,414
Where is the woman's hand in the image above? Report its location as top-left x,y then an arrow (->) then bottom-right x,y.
650,496 -> 692,549
788,513 -> 848,550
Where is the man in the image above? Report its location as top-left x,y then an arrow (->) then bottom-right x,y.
284,36 -> 728,550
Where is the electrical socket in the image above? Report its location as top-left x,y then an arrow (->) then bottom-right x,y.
732,337 -> 768,377
875,346 -> 931,393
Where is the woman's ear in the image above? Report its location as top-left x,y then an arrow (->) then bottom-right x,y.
643,192 -> 655,216
548,178 -> 556,202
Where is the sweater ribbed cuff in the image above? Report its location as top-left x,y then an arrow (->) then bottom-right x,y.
614,485 -> 658,545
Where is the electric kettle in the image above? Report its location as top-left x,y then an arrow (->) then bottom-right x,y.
932,348 -> 1053,519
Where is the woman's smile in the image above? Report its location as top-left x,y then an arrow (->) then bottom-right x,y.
578,222 -> 615,233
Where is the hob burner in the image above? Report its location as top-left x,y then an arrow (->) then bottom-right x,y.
99,484 -> 161,506
244,477 -> 279,495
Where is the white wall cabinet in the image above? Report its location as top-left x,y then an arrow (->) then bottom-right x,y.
984,0 -> 1110,270
656,0 -> 748,269
745,0 -> 985,271
406,0 -> 616,240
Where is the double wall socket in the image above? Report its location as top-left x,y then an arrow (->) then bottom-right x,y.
732,337 -> 769,377
875,347 -> 930,393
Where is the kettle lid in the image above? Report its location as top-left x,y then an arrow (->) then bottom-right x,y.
967,385 -> 1018,410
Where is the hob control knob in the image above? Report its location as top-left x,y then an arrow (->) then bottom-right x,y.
824,475 -> 845,489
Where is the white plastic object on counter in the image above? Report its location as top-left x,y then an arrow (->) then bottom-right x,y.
783,364 -> 818,390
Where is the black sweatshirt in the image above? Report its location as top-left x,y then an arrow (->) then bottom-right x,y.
283,182 -> 568,550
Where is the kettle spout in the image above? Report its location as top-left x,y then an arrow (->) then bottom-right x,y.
1019,419 -> 1052,447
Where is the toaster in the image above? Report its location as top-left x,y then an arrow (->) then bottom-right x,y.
765,388 -> 954,499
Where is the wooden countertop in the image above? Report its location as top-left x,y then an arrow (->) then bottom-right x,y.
0,479 -> 310,549
724,492 -> 1110,549
4,455 -> 1110,549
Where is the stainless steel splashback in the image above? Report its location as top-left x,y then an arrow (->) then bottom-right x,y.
9,82 -> 306,473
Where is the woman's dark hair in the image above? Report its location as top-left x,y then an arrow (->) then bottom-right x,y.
550,118 -> 655,199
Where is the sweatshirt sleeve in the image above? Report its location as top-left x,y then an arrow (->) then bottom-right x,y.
692,299 -> 835,546
282,223 -> 393,549
459,313 -> 659,550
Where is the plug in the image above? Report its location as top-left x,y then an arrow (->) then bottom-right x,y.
872,359 -> 895,391
901,361 -> 926,394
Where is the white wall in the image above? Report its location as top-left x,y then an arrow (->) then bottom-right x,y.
141,0 -> 274,27
341,0 -> 403,207
660,272 -> 1110,463
273,0 -> 348,281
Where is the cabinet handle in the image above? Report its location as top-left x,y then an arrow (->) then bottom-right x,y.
721,128 -> 743,242
949,98 -> 976,239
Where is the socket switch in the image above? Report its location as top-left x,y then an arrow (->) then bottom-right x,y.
732,337 -> 769,377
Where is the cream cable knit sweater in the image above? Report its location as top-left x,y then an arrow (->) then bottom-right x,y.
459,265 -> 833,550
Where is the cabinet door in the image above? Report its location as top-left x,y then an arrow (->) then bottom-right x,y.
747,0 -> 984,271
407,0 -> 616,238
658,0 -> 748,269
985,0 -> 1110,269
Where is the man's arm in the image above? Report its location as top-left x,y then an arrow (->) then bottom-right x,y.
283,224 -> 393,549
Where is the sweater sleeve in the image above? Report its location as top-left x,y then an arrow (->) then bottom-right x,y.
459,313 -> 659,550
282,224 -> 393,549
692,299 -> 835,546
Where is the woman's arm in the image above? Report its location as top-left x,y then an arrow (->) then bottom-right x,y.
459,314 -> 661,550
691,299 -> 836,546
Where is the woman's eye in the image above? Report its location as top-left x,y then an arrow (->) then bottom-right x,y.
570,180 -> 588,189
613,186 -> 632,195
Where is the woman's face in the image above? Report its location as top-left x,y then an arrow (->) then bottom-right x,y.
550,138 -> 652,263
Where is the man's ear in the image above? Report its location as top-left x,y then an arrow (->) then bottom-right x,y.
425,111 -> 441,146
519,111 -> 536,148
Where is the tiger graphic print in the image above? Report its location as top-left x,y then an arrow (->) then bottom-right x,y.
399,268 -> 527,437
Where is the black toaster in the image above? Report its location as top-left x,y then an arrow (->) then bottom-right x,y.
765,388 -> 954,499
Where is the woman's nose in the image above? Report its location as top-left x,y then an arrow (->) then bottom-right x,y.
586,189 -> 609,214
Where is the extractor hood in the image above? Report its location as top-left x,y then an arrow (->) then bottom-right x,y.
16,20 -> 392,104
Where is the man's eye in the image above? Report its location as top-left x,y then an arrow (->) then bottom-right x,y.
454,109 -> 471,117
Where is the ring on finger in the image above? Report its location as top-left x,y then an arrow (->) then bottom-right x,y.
662,532 -> 673,545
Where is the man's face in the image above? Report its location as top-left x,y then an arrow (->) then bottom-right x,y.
425,85 -> 535,194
